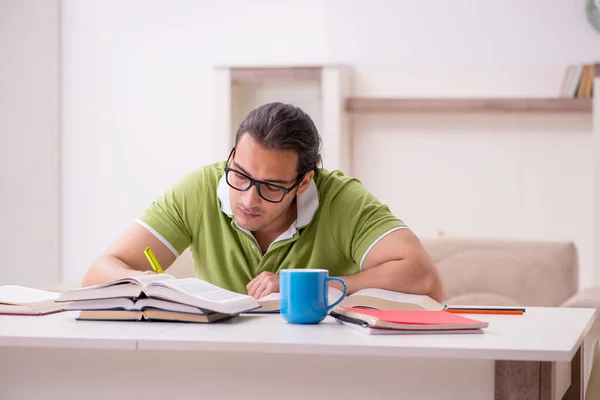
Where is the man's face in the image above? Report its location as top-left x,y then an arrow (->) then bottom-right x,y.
228,133 -> 307,233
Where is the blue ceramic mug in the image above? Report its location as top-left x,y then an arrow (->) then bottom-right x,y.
279,269 -> 347,324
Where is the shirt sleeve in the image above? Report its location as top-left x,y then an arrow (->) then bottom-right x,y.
326,178 -> 408,269
137,169 -> 206,256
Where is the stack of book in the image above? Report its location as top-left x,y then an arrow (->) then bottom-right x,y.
330,307 -> 489,335
57,274 -> 261,323
559,63 -> 600,99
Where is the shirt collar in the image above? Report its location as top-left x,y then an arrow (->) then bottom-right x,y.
217,174 -> 319,229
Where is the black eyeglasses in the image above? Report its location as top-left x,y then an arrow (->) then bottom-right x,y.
224,148 -> 306,203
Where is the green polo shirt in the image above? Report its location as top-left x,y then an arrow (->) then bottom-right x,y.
137,161 -> 407,294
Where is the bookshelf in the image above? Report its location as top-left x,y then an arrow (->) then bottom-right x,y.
345,98 -> 593,114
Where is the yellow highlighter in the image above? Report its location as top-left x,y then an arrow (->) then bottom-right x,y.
144,246 -> 164,274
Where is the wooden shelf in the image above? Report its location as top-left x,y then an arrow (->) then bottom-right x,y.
345,98 -> 593,113
230,66 -> 322,84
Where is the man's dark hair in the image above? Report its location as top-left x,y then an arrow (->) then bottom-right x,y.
234,102 -> 322,176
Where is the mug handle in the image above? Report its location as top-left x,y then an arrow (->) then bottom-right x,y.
325,277 -> 347,312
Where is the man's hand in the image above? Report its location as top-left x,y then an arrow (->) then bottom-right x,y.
246,271 -> 279,299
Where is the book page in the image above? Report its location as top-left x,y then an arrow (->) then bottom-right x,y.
0,285 -> 60,305
258,293 -> 280,302
153,278 -> 251,303
134,274 -> 175,286
65,298 -> 135,311
56,274 -> 176,303
72,273 -> 175,291
135,298 -> 206,315
349,288 -> 431,303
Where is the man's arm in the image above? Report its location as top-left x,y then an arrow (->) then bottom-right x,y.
333,229 -> 444,302
81,223 -> 177,287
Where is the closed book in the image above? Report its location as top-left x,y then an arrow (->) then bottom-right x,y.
333,307 -> 488,331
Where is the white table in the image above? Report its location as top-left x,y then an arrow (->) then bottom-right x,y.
0,307 -> 595,400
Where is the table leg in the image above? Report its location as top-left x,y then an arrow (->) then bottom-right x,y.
563,346 -> 583,400
495,348 -> 583,400
540,361 -> 555,400
495,360 -> 545,399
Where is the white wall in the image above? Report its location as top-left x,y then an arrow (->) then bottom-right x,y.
0,0 -> 60,287
61,0 -> 600,287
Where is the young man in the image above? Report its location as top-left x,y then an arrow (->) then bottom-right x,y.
82,102 -> 444,301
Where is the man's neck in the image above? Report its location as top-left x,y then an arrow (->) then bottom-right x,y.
253,200 -> 298,254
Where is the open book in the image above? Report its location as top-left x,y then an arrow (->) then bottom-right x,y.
58,274 -> 260,316
65,297 -> 209,314
253,287 -> 445,313
0,285 -> 65,316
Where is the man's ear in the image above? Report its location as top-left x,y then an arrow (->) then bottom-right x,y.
295,170 -> 314,195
